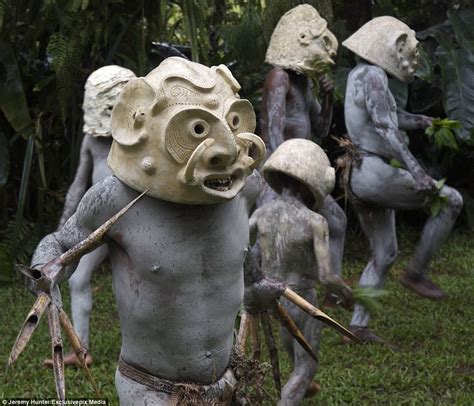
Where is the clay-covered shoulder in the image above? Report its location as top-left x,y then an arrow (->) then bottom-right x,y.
241,170 -> 263,209
360,65 -> 388,90
309,210 -> 329,234
75,175 -> 125,230
264,66 -> 290,88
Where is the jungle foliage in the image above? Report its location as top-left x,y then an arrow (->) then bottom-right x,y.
0,0 -> 473,281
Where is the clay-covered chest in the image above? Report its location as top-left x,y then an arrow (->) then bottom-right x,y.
109,196 -> 250,282
259,203 -> 313,249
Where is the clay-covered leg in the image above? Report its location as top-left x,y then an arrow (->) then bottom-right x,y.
402,184 -> 463,298
320,195 -> 346,278
350,205 -> 397,337
320,195 -> 347,307
279,290 -> 321,406
352,155 -> 463,299
69,244 -> 109,350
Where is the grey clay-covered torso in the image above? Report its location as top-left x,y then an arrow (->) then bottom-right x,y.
345,63 -> 400,160
34,173 -> 260,384
253,197 -> 321,290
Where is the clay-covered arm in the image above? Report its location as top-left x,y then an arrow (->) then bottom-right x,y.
262,68 -> 289,152
365,70 -> 434,189
32,179 -> 112,285
311,215 -> 352,306
397,109 -> 432,131
310,75 -> 334,139
58,137 -> 93,228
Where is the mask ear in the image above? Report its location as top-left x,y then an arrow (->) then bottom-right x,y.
111,78 -> 156,147
394,33 -> 408,59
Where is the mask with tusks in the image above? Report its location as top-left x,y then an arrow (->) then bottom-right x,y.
108,57 -> 266,204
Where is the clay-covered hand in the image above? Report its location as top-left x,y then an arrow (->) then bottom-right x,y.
318,74 -> 334,94
413,170 -> 436,194
244,277 -> 286,315
420,115 -> 434,129
320,274 -> 354,309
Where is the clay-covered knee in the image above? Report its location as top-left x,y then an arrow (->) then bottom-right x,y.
442,186 -> 463,215
68,274 -> 92,294
377,242 -> 398,269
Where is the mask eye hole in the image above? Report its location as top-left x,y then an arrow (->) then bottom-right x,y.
228,112 -> 240,130
190,119 -> 210,138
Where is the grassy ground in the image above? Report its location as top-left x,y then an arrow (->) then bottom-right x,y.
0,227 -> 473,405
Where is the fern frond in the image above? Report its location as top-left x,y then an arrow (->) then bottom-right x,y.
0,0 -> 8,31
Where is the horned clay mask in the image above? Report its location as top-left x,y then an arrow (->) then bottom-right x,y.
108,57 -> 265,204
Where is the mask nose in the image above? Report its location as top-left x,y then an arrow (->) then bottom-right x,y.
203,145 -> 238,168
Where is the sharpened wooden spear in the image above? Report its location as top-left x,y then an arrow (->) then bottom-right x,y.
283,288 -> 362,344
8,292 -> 50,366
260,311 -> 281,396
8,189 -> 148,401
59,308 -> 100,396
274,302 -> 318,363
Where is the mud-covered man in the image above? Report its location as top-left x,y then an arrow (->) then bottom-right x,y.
30,57 -> 283,405
43,66 -> 136,367
250,139 -> 353,405
342,17 -> 463,342
260,5 -> 347,288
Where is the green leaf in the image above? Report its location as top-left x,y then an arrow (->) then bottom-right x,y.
435,178 -> 446,190
390,159 -> 403,169
0,132 -> 9,186
0,41 -> 32,133
436,44 -> 474,140
415,44 -> 435,83
431,198 -> 441,217
353,287 -> 388,314
448,9 -> 474,52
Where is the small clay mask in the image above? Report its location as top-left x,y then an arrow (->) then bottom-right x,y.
109,57 -> 265,204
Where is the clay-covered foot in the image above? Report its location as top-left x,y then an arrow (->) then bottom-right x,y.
43,351 -> 93,368
399,272 -> 446,300
342,326 -> 384,344
304,382 -> 321,398
322,292 -> 339,308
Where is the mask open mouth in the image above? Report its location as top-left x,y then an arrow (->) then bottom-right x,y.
201,169 -> 245,199
204,176 -> 234,192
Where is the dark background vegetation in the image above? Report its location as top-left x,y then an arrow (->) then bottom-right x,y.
0,0 -> 473,282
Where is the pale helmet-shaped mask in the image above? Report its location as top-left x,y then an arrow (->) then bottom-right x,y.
83,65 -> 137,137
265,4 -> 338,74
263,138 -> 335,210
108,57 -> 266,205
342,16 -> 419,83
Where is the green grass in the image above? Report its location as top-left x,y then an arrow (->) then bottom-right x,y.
1,227 -> 473,405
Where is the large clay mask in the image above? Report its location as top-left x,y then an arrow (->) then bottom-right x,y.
342,16 -> 419,83
108,57 -> 265,204
265,4 -> 338,74
83,65 -> 136,137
